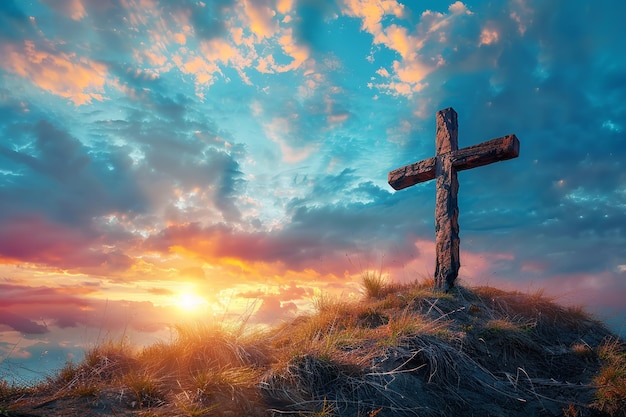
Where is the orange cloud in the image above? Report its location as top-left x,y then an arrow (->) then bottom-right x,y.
144,49 -> 168,66
342,0 -> 450,97
376,67 -> 390,78
392,58 -> 431,86
327,112 -> 349,127
276,28 -> 309,72
142,223 -> 359,285
68,0 -> 87,20
448,1 -> 472,15
243,0 -> 278,40
173,53 -> 219,88
252,29 -> 310,75
200,38 -> 239,65
42,0 -> 87,21
480,28 -> 500,45
383,24 -> 413,58
0,41 -> 109,105
0,282 -> 178,335
276,0 -> 294,15
0,216 -> 135,275
342,0 -> 405,43
174,33 -> 187,45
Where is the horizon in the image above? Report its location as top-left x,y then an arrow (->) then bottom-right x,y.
1,0 -> 625,383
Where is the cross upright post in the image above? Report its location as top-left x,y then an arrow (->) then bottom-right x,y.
388,108 -> 519,292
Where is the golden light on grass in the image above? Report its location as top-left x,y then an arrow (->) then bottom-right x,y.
2,279 -> 621,417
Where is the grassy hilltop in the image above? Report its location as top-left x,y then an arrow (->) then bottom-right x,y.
1,276 -> 625,417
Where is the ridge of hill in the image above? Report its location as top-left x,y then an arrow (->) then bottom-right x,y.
1,278 -> 624,417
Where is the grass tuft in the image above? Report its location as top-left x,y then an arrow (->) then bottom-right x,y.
361,270 -> 389,299
123,370 -> 165,408
592,337 -> 626,416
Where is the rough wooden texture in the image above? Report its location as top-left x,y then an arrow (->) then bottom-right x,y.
452,134 -> 519,172
388,157 -> 436,190
434,146 -> 460,291
388,107 -> 520,291
435,106 -> 458,154
389,135 -> 519,190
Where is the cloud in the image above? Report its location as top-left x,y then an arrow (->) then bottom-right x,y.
0,119 -> 146,224
240,282 -> 314,324
139,166 -> 431,284
252,295 -> 297,324
206,148 -> 245,222
0,283 -> 91,333
275,27 -> 310,72
341,1 -> 476,97
448,1 -> 472,15
0,311 -> 48,334
108,0 -> 316,99
131,129 -> 245,223
41,0 -> 87,21
251,63 -> 360,166
172,51 -> 220,89
0,40 -> 110,105
263,116 -> 317,163
341,0 -> 405,41
0,216 -> 134,274
0,282 -> 175,335
146,222 -> 318,269
242,0 -> 278,40
0,118 -> 149,273
479,27 -> 499,45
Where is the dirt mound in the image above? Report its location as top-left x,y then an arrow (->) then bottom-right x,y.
1,283 -> 623,417
260,285 -> 616,416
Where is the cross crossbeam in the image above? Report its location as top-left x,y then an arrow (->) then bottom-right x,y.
388,108 -> 519,291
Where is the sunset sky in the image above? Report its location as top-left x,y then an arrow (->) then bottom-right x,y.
1,0 -> 624,383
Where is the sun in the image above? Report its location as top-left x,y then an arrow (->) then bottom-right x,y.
176,292 -> 209,313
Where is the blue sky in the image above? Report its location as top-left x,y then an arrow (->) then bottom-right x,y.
0,0 -> 624,383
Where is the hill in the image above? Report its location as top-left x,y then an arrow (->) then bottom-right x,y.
1,278 -> 624,417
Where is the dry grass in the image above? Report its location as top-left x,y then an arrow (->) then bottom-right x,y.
81,338 -> 137,382
361,270 -> 389,299
0,279 -> 621,417
471,287 -> 596,339
592,338 -> 626,416
0,380 -> 33,415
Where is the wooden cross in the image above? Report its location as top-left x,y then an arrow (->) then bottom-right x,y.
388,108 -> 519,291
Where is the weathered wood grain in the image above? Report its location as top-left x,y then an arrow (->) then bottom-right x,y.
387,108 -> 520,291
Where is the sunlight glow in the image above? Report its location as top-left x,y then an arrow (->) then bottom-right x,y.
177,292 -> 209,312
